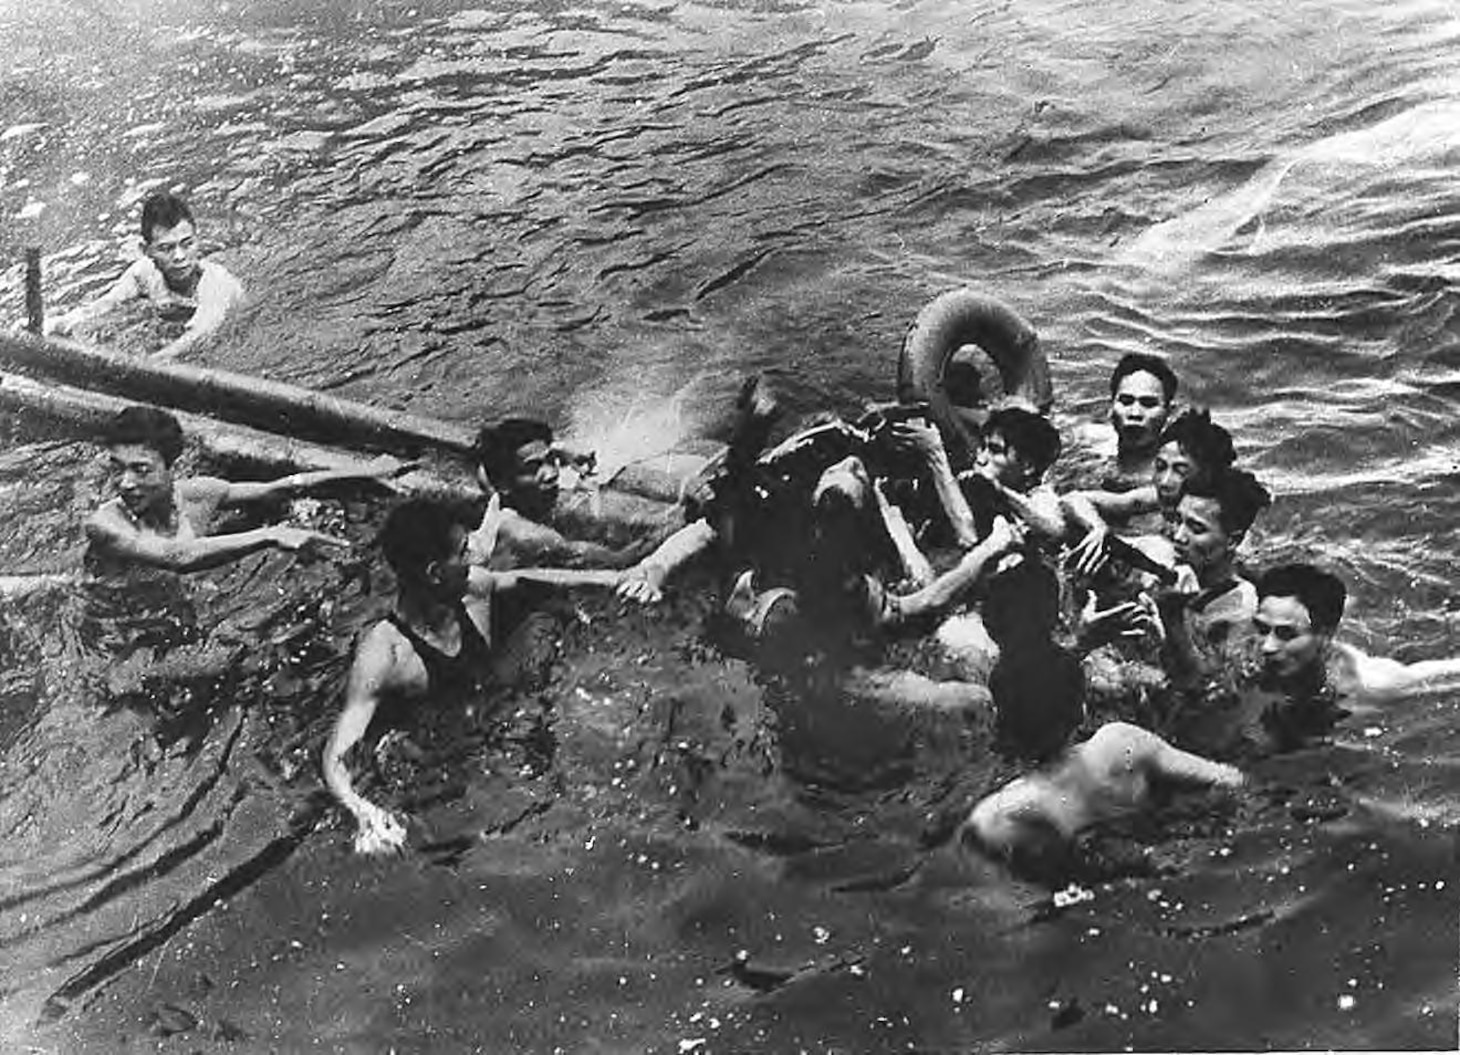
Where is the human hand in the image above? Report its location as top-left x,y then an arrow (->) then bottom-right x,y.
43,312 -> 74,336
362,454 -> 416,480
984,514 -> 1022,555
616,562 -> 666,604
352,801 -> 407,855
1067,527 -> 1111,579
888,419 -> 944,459
271,525 -> 351,553
1076,592 -> 1158,650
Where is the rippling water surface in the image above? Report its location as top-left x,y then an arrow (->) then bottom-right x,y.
1,0 -> 1458,1050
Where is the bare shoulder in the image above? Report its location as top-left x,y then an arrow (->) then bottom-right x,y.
500,508 -> 566,544
352,617 -> 428,696
200,259 -> 245,298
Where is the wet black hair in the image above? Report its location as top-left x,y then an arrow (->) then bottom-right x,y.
1158,408 -> 1235,475
983,406 -> 1062,477
984,560 -> 1085,761
473,418 -> 554,486
104,405 -> 185,466
1109,352 -> 1178,404
140,192 -> 195,243
1181,466 -> 1272,535
1256,563 -> 1347,635
376,498 -> 470,580
982,559 -> 1061,643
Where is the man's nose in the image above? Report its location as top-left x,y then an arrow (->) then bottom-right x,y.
1259,632 -> 1280,655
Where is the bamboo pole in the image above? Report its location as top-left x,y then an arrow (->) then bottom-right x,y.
0,331 -> 477,457
0,372 -> 478,501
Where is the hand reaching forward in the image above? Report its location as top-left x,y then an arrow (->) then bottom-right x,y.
271,525 -> 351,552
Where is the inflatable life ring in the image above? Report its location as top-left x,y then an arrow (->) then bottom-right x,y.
897,289 -> 1053,456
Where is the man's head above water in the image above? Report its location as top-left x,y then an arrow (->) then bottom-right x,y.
103,405 -> 185,520
377,498 -> 474,601
1152,407 -> 1236,509
139,192 -> 201,291
976,406 -> 1062,491
1109,352 -> 1178,458
1170,466 -> 1271,577
1253,563 -> 1346,684
473,417 -> 559,519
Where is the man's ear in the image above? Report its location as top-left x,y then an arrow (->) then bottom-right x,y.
1226,527 -> 1246,552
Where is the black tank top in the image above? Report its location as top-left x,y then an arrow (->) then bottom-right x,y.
386,603 -> 493,698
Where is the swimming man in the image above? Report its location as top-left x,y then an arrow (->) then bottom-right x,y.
86,405 -> 397,573
47,192 -> 245,360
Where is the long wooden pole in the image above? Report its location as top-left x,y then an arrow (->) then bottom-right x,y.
0,371 -> 477,500
0,331 -> 476,457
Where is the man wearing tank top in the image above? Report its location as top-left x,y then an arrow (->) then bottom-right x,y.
322,498 -> 624,855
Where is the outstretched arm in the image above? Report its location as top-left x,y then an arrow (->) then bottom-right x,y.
207,455 -> 410,506
469,565 -> 622,594
615,517 -> 718,604
85,507 -> 347,572
46,261 -> 146,336
1336,643 -> 1460,704
322,623 -> 416,855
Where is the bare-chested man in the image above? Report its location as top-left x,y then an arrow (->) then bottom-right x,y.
84,405 -> 400,573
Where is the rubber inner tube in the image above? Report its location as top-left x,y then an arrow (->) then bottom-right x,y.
897,289 -> 1053,456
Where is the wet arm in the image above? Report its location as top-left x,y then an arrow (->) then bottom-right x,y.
470,565 -> 621,593
84,512 -> 301,572
322,625 -> 413,847
894,520 -> 1015,620
211,456 -> 406,505
873,481 -> 933,587
153,267 -> 243,360
1068,485 -> 1160,523
1339,643 -> 1460,703
1112,722 -> 1244,788
47,263 -> 144,334
892,422 -> 978,547
615,518 -> 718,603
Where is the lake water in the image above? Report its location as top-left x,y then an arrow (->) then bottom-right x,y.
1,0 -> 1458,1050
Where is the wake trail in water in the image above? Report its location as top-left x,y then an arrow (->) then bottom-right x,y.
1115,98 -> 1460,275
